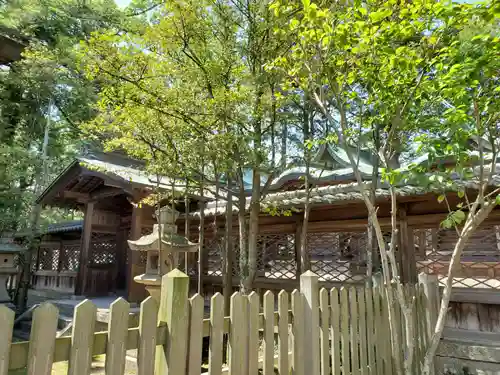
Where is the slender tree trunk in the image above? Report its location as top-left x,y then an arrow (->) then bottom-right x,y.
16,107 -> 51,312
223,178 -> 233,315
313,94 -> 404,375
197,199 -> 205,294
243,169 -> 260,294
300,101 -> 312,271
366,125 -> 380,287
184,182 -> 190,273
421,202 -> 495,375
237,173 -> 248,290
281,122 -> 287,169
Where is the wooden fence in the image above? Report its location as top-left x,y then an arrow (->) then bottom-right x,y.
0,270 -> 437,375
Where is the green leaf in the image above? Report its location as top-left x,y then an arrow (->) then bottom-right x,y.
496,195 -> 500,206
457,190 -> 464,198
441,218 -> 453,229
451,210 -> 466,224
437,195 -> 445,203
369,9 -> 392,23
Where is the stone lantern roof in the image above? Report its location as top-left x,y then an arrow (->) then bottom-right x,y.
0,238 -> 24,254
128,206 -> 197,252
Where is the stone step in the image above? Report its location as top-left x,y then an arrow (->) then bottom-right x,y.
14,314 -> 74,339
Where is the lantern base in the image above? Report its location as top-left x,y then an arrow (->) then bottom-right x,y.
145,285 -> 161,303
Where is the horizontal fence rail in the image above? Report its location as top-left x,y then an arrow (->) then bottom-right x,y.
1,270 -> 437,375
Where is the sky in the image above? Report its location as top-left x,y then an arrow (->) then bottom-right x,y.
115,0 -> 131,7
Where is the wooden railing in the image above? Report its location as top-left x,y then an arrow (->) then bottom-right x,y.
2,270 -> 437,375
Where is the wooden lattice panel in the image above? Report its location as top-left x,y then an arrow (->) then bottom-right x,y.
60,244 -> 80,271
38,246 -> 59,271
307,231 -> 368,283
90,232 -> 117,266
206,234 -> 224,277
231,237 -> 240,277
415,226 -> 500,289
258,234 -> 296,280
204,234 -> 240,277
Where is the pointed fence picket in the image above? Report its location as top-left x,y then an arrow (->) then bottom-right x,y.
247,292 -> 259,375
68,300 -> 96,375
277,290 -> 289,375
0,306 -> 14,375
187,294 -> 204,375
208,293 -> 224,375
262,291 -> 275,375
27,303 -> 58,375
330,287 -> 341,375
1,270 -> 437,375
138,297 -> 157,375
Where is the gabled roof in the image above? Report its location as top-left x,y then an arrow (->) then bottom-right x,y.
36,151 -> 169,205
37,151 -> 205,207
267,144 -> 375,191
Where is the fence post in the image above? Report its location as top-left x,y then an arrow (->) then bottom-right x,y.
418,272 -> 439,374
156,269 -> 190,375
300,271 -> 320,375
418,273 -> 439,338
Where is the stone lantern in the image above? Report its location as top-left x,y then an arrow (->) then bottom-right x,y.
0,238 -> 23,303
127,206 -> 198,301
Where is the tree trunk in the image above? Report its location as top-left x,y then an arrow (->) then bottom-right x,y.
300,101 -> 312,272
281,122 -> 287,169
16,110 -> 50,312
366,125 -> 380,287
184,188 -> 190,273
197,200 -> 205,294
242,169 -> 260,294
223,178 -> 233,316
421,202 -> 495,375
312,94 -> 404,375
238,186 -> 248,292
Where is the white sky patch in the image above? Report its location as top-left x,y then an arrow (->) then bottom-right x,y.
115,0 -> 131,8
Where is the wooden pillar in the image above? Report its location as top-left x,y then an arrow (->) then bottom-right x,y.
115,228 -> 126,292
128,204 -> 147,303
156,269 -> 189,375
418,272 -> 439,375
75,201 -> 94,296
300,271 -> 320,375
399,204 -> 417,283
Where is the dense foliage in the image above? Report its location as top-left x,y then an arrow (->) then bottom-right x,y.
80,0 -> 500,371
0,0 -> 128,233
2,1 -> 499,366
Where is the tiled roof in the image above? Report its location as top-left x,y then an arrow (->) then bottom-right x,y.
45,220 -> 83,234
190,163 -> 500,217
